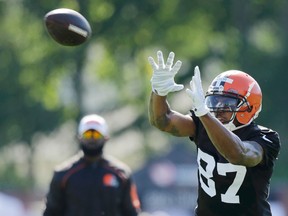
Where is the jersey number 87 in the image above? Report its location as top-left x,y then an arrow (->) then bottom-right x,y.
197,149 -> 247,204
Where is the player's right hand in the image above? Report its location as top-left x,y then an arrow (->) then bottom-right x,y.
186,66 -> 209,117
148,50 -> 184,96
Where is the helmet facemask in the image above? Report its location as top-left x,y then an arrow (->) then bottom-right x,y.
205,92 -> 252,131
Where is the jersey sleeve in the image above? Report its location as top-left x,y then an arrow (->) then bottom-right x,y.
189,110 -> 200,143
120,177 -> 141,216
43,172 -> 65,216
251,127 -> 281,168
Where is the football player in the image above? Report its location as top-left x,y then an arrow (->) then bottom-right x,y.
148,50 -> 280,216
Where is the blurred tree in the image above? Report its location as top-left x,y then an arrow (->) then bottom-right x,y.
0,0 -> 287,190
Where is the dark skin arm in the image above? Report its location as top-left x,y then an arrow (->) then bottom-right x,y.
199,113 -> 263,167
149,92 -> 196,137
149,92 -> 263,167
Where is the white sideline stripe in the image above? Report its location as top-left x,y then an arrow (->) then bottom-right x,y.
68,24 -> 88,37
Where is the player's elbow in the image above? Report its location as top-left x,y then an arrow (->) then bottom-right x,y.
150,119 -> 167,132
226,154 -> 244,165
149,115 -> 170,132
225,151 -> 262,167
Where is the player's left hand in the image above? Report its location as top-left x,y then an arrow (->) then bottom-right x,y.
148,51 -> 184,96
186,66 -> 209,117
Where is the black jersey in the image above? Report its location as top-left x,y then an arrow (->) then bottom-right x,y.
43,152 -> 141,216
190,114 -> 280,216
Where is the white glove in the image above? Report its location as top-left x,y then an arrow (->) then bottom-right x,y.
148,50 -> 184,96
186,66 -> 209,117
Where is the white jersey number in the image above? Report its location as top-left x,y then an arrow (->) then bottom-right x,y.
197,149 -> 247,204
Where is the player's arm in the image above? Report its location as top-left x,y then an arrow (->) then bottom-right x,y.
200,113 -> 264,167
149,92 -> 196,137
148,51 -> 196,137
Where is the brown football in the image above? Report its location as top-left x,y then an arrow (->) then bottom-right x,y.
44,8 -> 92,46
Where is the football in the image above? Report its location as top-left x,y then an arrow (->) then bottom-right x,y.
44,8 -> 92,46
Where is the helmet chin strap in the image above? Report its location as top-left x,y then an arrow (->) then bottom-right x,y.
223,121 -> 238,131
225,122 -> 249,131
212,112 -> 248,131
223,112 -> 237,131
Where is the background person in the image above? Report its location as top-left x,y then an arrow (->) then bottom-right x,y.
43,114 -> 141,216
148,50 -> 281,216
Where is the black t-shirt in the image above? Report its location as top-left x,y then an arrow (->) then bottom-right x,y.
190,114 -> 280,216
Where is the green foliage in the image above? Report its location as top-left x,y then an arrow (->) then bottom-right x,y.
0,162 -> 32,190
0,0 -> 288,188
